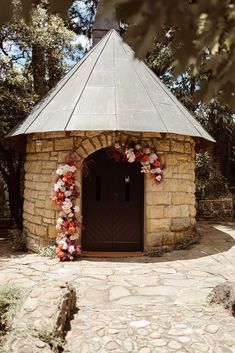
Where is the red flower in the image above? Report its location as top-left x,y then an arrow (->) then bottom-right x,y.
142,155 -> 149,162
154,161 -> 161,167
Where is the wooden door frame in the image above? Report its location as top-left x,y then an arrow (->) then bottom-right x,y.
80,147 -> 144,252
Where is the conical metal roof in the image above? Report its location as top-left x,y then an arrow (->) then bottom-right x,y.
9,30 -> 214,142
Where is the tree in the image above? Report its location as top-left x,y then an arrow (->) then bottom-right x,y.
0,0 -> 80,227
146,32 -> 235,184
103,0 -> 235,108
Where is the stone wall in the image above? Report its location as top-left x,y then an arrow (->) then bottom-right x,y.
23,131 -> 196,251
197,198 -> 233,221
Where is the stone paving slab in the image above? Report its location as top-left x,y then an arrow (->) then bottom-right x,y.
1,222 -> 235,352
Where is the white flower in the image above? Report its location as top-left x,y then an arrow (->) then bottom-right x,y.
62,205 -> 72,214
59,240 -> 67,250
56,168 -> 63,176
156,175 -> 162,181
59,211 -> 67,218
135,144 -> 141,150
60,187 -> 66,192
70,233 -> 79,240
141,165 -> 151,173
125,149 -> 136,163
54,184 -> 59,192
65,190 -> 72,197
69,166 -> 77,172
68,212 -> 74,218
145,148 -> 151,154
57,179 -> 65,187
155,167 -> 161,173
74,205 -> 80,213
56,224 -> 62,231
149,153 -> 157,164
150,168 -> 157,174
57,217 -> 64,225
68,245 -> 75,254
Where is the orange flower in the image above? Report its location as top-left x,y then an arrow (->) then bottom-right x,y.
62,221 -> 69,228
69,226 -> 76,234
142,155 -> 149,162
67,178 -> 73,185
62,176 -> 68,183
58,192 -> 64,199
154,161 -> 161,167
52,196 -> 58,203
69,222 -> 75,227
58,251 -> 65,258
65,172 -> 73,178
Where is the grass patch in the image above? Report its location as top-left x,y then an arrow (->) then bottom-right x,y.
0,285 -> 25,342
39,245 -> 57,258
38,326 -> 65,353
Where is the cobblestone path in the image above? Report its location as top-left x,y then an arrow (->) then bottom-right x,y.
1,223 -> 235,352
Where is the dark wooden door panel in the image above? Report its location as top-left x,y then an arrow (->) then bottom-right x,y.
82,148 -> 143,251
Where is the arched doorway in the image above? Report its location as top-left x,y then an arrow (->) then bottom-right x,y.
82,148 -> 144,251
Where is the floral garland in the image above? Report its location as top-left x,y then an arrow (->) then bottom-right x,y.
113,142 -> 164,182
53,159 -> 82,261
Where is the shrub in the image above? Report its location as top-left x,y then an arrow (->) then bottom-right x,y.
196,152 -> 231,199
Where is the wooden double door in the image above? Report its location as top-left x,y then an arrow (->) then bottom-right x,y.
82,148 -> 144,251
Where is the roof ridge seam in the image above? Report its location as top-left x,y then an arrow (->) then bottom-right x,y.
120,38 -> 169,133
64,31 -> 113,131
23,32 -> 111,134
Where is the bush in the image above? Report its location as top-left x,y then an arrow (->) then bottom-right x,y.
196,152 -> 231,199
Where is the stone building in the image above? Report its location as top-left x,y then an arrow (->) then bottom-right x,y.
8,27 -> 214,253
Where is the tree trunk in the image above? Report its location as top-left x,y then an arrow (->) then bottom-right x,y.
32,44 -> 48,97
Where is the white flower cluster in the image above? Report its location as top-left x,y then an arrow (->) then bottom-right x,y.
125,149 -> 136,163
56,164 -> 77,176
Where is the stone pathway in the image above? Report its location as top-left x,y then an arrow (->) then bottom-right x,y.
1,222 -> 235,352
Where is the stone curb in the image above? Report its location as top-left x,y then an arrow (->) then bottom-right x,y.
2,281 -> 77,353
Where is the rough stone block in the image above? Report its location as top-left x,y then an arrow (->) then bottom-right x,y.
180,205 -> 189,217
172,192 -> 195,205
92,136 -> 102,150
99,134 -> 107,147
146,191 -> 171,205
163,232 -> 175,245
41,140 -> 54,152
44,132 -> 66,139
55,138 -> 73,151
48,225 -> 57,238
26,141 -> 36,153
147,218 -> 171,232
171,140 -> 184,153
184,142 -> 192,154
170,218 -> 190,232
153,138 -> 170,152
36,152 -> 50,161
58,151 -> 69,163
146,205 -> 164,219
25,161 -> 41,174
34,225 -> 47,237
164,179 -> 178,192
82,138 -> 96,155
164,205 -> 181,218
148,233 -> 163,247
76,146 -> 87,158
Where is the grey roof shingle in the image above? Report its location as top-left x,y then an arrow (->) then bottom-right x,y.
9,30 -> 215,142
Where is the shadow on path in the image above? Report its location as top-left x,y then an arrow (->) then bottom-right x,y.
80,222 -> 235,264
